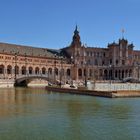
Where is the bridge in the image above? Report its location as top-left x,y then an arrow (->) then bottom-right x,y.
14,74 -> 55,87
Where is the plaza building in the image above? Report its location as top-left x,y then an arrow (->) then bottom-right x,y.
0,26 -> 140,86
62,26 -> 140,82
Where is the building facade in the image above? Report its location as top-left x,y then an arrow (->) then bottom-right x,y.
63,26 -> 140,82
0,26 -> 140,85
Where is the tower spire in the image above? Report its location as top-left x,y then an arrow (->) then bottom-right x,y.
71,25 -> 81,46
74,25 -> 79,34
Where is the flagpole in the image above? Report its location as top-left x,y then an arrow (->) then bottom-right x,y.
122,29 -> 125,38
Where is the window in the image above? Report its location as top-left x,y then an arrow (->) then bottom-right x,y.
116,60 -> 118,65
122,60 -> 125,65
110,59 -> 112,65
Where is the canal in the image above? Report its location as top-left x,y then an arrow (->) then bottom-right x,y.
0,88 -> 140,140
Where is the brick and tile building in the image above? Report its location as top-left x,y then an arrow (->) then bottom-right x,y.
0,26 -> 140,84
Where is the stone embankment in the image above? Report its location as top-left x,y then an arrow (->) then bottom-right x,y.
46,85 -> 140,98
46,86 -> 114,98
0,79 -> 14,88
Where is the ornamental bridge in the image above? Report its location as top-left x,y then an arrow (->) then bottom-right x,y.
14,74 -> 61,87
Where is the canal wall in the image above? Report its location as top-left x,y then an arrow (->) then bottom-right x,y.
46,86 -> 140,98
0,79 -> 14,88
0,79 -> 48,88
46,86 -> 114,98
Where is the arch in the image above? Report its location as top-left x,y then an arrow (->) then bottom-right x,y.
122,70 -> 124,79
67,69 -> 70,76
0,64 -> 4,74
115,70 -> 118,78
55,68 -> 58,76
29,67 -> 33,74
119,70 -> 121,79
78,68 -> 82,77
15,75 -> 53,87
109,70 -> 112,80
7,65 -> 12,74
42,67 -> 46,75
35,67 -> 40,74
15,65 -> 19,74
22,66 -> 26,75
48,68 -> 52,75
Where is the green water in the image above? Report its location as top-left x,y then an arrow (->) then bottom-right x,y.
0,88 -> 140,140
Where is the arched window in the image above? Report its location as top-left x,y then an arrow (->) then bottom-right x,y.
122,70 -> 124,79
104,69 -> 108,80
0,65 -> 4,74
22,66 -> 26,75
122,60 -> 125,65
78,69 -> 82,77
35,67 -> 40,74
119,70 -> 121,79
48,68 -> 52,75
115,70 -> 118,78
42,67 -> 46,75
116,60 -> 118,65
67,69 -> 70,76
55,68 -> 58,76
29,67 -> 33,74
15,66 -> 19,74
7,65 -> 12,74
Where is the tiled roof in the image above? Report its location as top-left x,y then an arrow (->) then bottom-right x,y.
0,42 -> 55,58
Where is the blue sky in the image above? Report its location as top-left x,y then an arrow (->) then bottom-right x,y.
0,0 -> 140,49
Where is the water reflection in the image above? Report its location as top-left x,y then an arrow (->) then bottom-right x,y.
0,88 -> 49,118
0,88 -> 140,140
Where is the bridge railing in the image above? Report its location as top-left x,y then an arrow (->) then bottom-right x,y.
16,73 -> 49,79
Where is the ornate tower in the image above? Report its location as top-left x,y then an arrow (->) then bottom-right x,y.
71,25 -> 81,47
70,25 -> 82,61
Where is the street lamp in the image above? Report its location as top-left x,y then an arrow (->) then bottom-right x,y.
54,54 -> 57,85
14,52 -> 17,82
59,56 -> 63,88
84,61 -> 87,87
71,56 -> 74,86
25,53 -> 27,76
136,62 -> 140,82
109,64 -> 112,90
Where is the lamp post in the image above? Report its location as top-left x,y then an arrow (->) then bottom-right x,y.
136,63 -> 140,82
71,56 -> 74,86
25,53 -> 27,76
138,65 -> 140,82
59,56 -> 63,88
84,61 -> 87,87
54,54 -> 57,85
14,52 -> 17,82
109,64 -> 112,91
